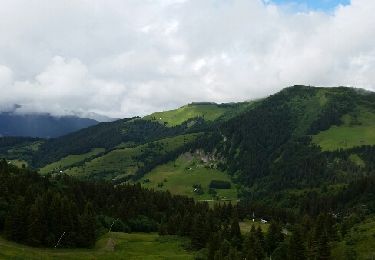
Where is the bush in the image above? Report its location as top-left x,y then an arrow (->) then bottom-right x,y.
209,180 -> 231,189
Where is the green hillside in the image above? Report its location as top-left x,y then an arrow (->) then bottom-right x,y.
144,102 -> 250,126
0,233 -> 193,260
140,152 -> 237,203
332,216 -> 375,259
40,148 -> 105,174
313,106 -> 375,151
0,137 -> 42,163
64,133 -> 201,181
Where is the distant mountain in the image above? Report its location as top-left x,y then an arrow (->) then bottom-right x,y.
0,113 -> 98,138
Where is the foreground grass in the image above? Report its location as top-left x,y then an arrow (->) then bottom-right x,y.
0,232 -> 193,260
140,153 -> 237,203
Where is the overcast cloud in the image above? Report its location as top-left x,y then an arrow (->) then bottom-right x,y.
0,0 -> 374,119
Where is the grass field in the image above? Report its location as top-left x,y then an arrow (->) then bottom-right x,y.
140,153 -> 238,202
313,106 -> 375,151
39,148 -> 105,174
312,125 -> 375,151
65,134 -> 201,180
332,217 -> 375,259
144,103 -> 244,126
0,232 -> 193,260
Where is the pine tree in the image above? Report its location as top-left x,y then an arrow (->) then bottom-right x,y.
230,213 -> 242,248
265,221 -> 283,255
208,232 -> 222,260
27,196 -> 46,246
316,232 -> 330,260
243,225 -> 265,260
4,196 -> 27,242
288,225 -> 306,260
78,202 -> 96,247
191,214 -> 208,249
256,226 -> 265,250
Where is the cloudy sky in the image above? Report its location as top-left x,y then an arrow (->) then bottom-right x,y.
0,0 -> 374,119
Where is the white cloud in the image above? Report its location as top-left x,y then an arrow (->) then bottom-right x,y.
0,0 -> 374,119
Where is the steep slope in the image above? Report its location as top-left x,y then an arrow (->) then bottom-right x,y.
31,118 -> 200,168
0,113 -> 98,138
214,85 -> 375,212
30,102 -> 249,172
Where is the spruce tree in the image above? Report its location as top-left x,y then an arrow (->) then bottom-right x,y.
288,225 -> 306,260
4,196 -> 27,242
230,213 -> 242,248
265,221 -> 283,255
27,197 -> 46,246
243,225 -> 265,260
316,232 -> 330,260
78,202 -> 96,247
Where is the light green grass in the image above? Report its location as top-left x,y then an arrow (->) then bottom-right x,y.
332,217 -> 375,260
66,134 -> 201,180
0,232 -> 193,260
313,106 -> 375,151
313,125 -> 375,151
144,103 -> 236,126
140,153 -> 237,202
39,148 -> 105,174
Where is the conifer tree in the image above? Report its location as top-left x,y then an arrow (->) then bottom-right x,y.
27,196 -> 46,246
243,225 -> 265,260
230,213 -> 242,248
78,202 -> 96,247
316,232 -> 330,260
4,196 -> 27,242
288,225 -> 306,260
265,221 -> 283,255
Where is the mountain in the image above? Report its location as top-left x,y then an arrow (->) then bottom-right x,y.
1,85 -> 375,258
0,112 -> 98,138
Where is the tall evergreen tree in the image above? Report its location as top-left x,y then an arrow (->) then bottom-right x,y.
288,226 -> 306,260
27,196 -> 46,246
78,202 -> 96,247
265,221 -> 283,255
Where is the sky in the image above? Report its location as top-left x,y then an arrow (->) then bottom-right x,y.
269,0 -> 351,11
0,0 -> 374,119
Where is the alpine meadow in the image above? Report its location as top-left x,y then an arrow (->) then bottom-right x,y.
1,0 -> 375,259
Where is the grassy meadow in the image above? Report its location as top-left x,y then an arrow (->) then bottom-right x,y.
39,148 -> 105,174
140,153 -> 238,203
313,106 -> 375,151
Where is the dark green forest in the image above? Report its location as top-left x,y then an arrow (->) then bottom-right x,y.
0,159 -> 354,259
